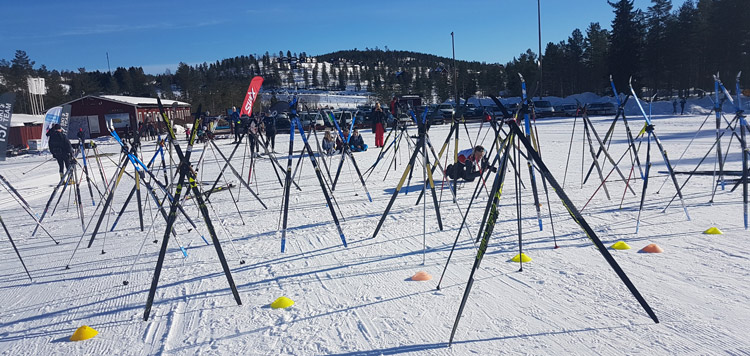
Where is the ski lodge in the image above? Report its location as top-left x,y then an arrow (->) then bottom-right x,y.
61,95 -> 191,139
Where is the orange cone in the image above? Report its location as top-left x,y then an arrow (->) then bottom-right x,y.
411,271 -> 432,281
639,243 -> 663,253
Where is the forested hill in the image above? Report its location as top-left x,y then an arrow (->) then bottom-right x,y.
2,0 -> 748,114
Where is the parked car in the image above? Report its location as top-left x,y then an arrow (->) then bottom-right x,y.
397,112 -> 414,125
505,103 -> 518,116
587,102 -> 616,116
333,110 -> 355,128
425,106 -> 444,125
437,103 -> 455,118
299,111 -> 324,129
533,100 -> 555,117
275,112 -> 291,132
560,104 -> 579,117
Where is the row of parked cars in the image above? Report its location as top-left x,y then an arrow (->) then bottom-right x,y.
213,100 -> 619,134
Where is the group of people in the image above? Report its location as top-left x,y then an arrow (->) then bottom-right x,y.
672,97 -> 688,115
229,107 -> 279,156
137,120 -> 159,141
321,128 -> 368,155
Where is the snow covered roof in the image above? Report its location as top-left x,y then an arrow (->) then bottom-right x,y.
10,113 -> 44,127
99,95 -> 190,108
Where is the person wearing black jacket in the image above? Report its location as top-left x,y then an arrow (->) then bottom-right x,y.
372,103 -> 386,148
47,124 -> 75,178
263,112 -> 277,152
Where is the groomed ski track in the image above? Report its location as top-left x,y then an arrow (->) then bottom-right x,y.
0,113 -> 748,355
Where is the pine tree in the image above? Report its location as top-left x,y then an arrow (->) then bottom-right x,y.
312,63 -> 320,88
584,22 -> 610,94
644,0 -> 673,94
608,0 -> 643,90
338,63 -> 348,90
286,69 -> 295,88
321,64 -> 329,89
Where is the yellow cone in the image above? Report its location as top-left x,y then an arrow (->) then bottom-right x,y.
703,227 -> 723,235
611,241 -> 631,250
70,325 -> 98,341
271,296 -> 294,309
511,253 -> 532,263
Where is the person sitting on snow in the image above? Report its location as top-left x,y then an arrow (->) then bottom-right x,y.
445,145 -> 496,182
335,129 -> 349,153
322,130 -> 336,155
349,129 -> 368,152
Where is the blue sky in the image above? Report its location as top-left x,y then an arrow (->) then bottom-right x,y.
2,0 -> 686,74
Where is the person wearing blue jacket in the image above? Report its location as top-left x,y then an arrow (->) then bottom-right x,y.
230,107 -> 241,143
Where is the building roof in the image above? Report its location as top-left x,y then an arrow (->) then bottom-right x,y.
99,95 -> 191,108
61,95 -> 191,108
10,114 -> 44,127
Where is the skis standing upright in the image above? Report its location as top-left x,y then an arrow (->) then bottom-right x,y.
629,77 -> 690,234
519,74 -> 544,231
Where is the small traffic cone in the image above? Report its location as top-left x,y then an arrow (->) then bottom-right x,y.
511,253 -> 532,262
610,241 -> 631,250
270,296 -> 294,309
639,243 -> 663,253
70,325 -> 98,341
703,227 -> 723,235
411,271 -> 432,281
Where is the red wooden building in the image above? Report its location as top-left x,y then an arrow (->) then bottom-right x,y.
8,114 -> 44,148
62,95 -> 191,139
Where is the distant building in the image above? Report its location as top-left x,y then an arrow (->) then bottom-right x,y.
8,114 -> 44,148
62,95 -> 191,139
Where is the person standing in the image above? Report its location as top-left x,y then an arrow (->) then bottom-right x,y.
372,102 -> 386,148
390,96 -> 398,117
263,112 -> 277,152
47,124 -> 75,179
672,99 -> 678,114
680,97 -> 687,115
231,107 -> 241,143
247,114 -> 261,157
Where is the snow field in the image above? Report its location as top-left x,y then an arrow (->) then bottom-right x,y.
0,112 -> 748,355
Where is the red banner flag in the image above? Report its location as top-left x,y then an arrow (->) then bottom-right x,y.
240,76 -> 264,117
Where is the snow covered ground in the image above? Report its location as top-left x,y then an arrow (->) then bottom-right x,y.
0,111 -> 748,355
